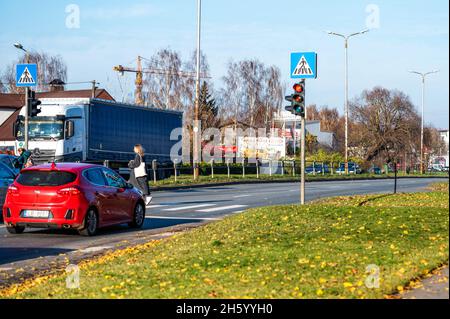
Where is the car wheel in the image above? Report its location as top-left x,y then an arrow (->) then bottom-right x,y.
129,202 -> 145,229
79,209 -> 98,236
6,225 -> 25,234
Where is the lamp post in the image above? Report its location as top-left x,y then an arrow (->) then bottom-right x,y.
409,70 -> 439,174
327,30 -> 369,174
13,42 -> 30,150
193,0 -> 202,180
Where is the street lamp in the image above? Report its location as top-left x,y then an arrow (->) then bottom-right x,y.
193,0 -> 202,180
13,42 -> 31,150
326,29 -> 369,174
409,70 -> 440,174
13,42 -> 30,63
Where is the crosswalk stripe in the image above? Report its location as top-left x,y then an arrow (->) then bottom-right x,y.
233,194 -> 251,198
146,215 -> 221,221
197,205 -> 247,213
163,204 -> 216,212
146,205 -> 167,209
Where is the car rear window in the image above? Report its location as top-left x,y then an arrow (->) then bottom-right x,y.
16,170 -> 77,186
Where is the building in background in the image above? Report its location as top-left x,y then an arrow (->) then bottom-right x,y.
273,110 -> 336,151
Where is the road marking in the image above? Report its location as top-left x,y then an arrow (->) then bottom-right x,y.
163,204 -> 216,212
232,211 -> 245,214
79,246 -> 113,253
233,194 -> 251,198
197,205 -> 248,213
0,267 -> 13,272
146,205 -> 167,209
146,215 -> 221,221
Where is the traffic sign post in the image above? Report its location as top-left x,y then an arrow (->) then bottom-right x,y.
288,52 -> 318,205
16,64 -> 38,150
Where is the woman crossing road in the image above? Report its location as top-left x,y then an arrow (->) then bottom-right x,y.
128,144 -> 152,206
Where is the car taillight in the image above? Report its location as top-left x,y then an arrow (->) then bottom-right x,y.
7,185 -> 19,194
57,187 -> 81,196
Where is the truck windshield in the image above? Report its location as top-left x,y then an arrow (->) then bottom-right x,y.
17,120 -> 64,141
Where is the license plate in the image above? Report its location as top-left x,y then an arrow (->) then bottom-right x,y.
22,210 -> 50,219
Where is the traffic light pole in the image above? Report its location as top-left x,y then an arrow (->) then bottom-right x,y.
24,87 -> 29,150
300,114 -> 306,205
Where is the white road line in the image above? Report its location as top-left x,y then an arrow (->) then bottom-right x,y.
233,194 -> 251,198
163,204 -> 216,212
231,211 -> 245,214
79,246 -> 113,253
197,205 -> 248,213
146,205 -> 167,209
146,215 -> 221,221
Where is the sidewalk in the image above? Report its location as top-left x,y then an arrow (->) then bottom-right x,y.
402,266 -> 449,299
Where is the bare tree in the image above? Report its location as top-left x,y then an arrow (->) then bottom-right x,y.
350,87 -> 420,164
1,51 -> 67,93
220,59 -> 283,130
142,49 -> 184,110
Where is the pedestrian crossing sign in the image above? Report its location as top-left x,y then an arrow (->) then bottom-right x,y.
290,52 -> 317,79
16,64 -> 38,87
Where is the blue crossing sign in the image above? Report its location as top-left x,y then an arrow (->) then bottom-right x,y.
16,64 -> 38,87
290,52 -> 317,79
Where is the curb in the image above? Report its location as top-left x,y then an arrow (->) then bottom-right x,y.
150,175 -> 448,192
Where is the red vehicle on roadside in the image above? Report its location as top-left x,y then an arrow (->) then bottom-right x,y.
2,163 -> 146,236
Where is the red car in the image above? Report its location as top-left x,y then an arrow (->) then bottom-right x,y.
2,163 -> 146,236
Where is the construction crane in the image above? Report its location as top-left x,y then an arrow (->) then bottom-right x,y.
113,56 -> 210,106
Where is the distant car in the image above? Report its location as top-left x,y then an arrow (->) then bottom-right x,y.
368,166 -> 382,175
2,163 -> 146,236
336,162 -> 362,174
305,164 -> 330,174
0,162 -> 17,222
0,154 -> 19,175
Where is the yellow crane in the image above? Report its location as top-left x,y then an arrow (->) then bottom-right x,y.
113,56 -> 210,106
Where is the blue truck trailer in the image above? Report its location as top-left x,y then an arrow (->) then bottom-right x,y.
14,98 -> 183,175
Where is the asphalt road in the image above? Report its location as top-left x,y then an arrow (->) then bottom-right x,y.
0,178 -> 446,268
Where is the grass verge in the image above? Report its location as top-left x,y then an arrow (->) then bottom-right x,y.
1,183 -> 448,299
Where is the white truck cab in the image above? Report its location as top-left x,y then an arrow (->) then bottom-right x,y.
15,97 -> 89,163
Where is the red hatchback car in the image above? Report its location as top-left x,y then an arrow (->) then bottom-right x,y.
2,163 -> 146,236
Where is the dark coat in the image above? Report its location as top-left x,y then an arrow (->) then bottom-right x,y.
128,154 -> 150,196
13,150 -> 32,170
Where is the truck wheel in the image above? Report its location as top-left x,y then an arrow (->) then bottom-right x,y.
129,202 -> 145,229
6,226 -> 25,234
79,209 -> 98,236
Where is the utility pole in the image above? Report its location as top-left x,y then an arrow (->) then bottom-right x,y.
409,70 -> 439,174
327,30 -> 369,174
91,80 -> 96,98
193,0 -> 202,180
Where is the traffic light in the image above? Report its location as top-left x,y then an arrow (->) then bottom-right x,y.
284,80 -> 305,118
28,90 -> 41,117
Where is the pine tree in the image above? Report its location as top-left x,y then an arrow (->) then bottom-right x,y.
198,81 -> 218,129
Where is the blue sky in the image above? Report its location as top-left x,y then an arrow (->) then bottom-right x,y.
1,0 -> 448,128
